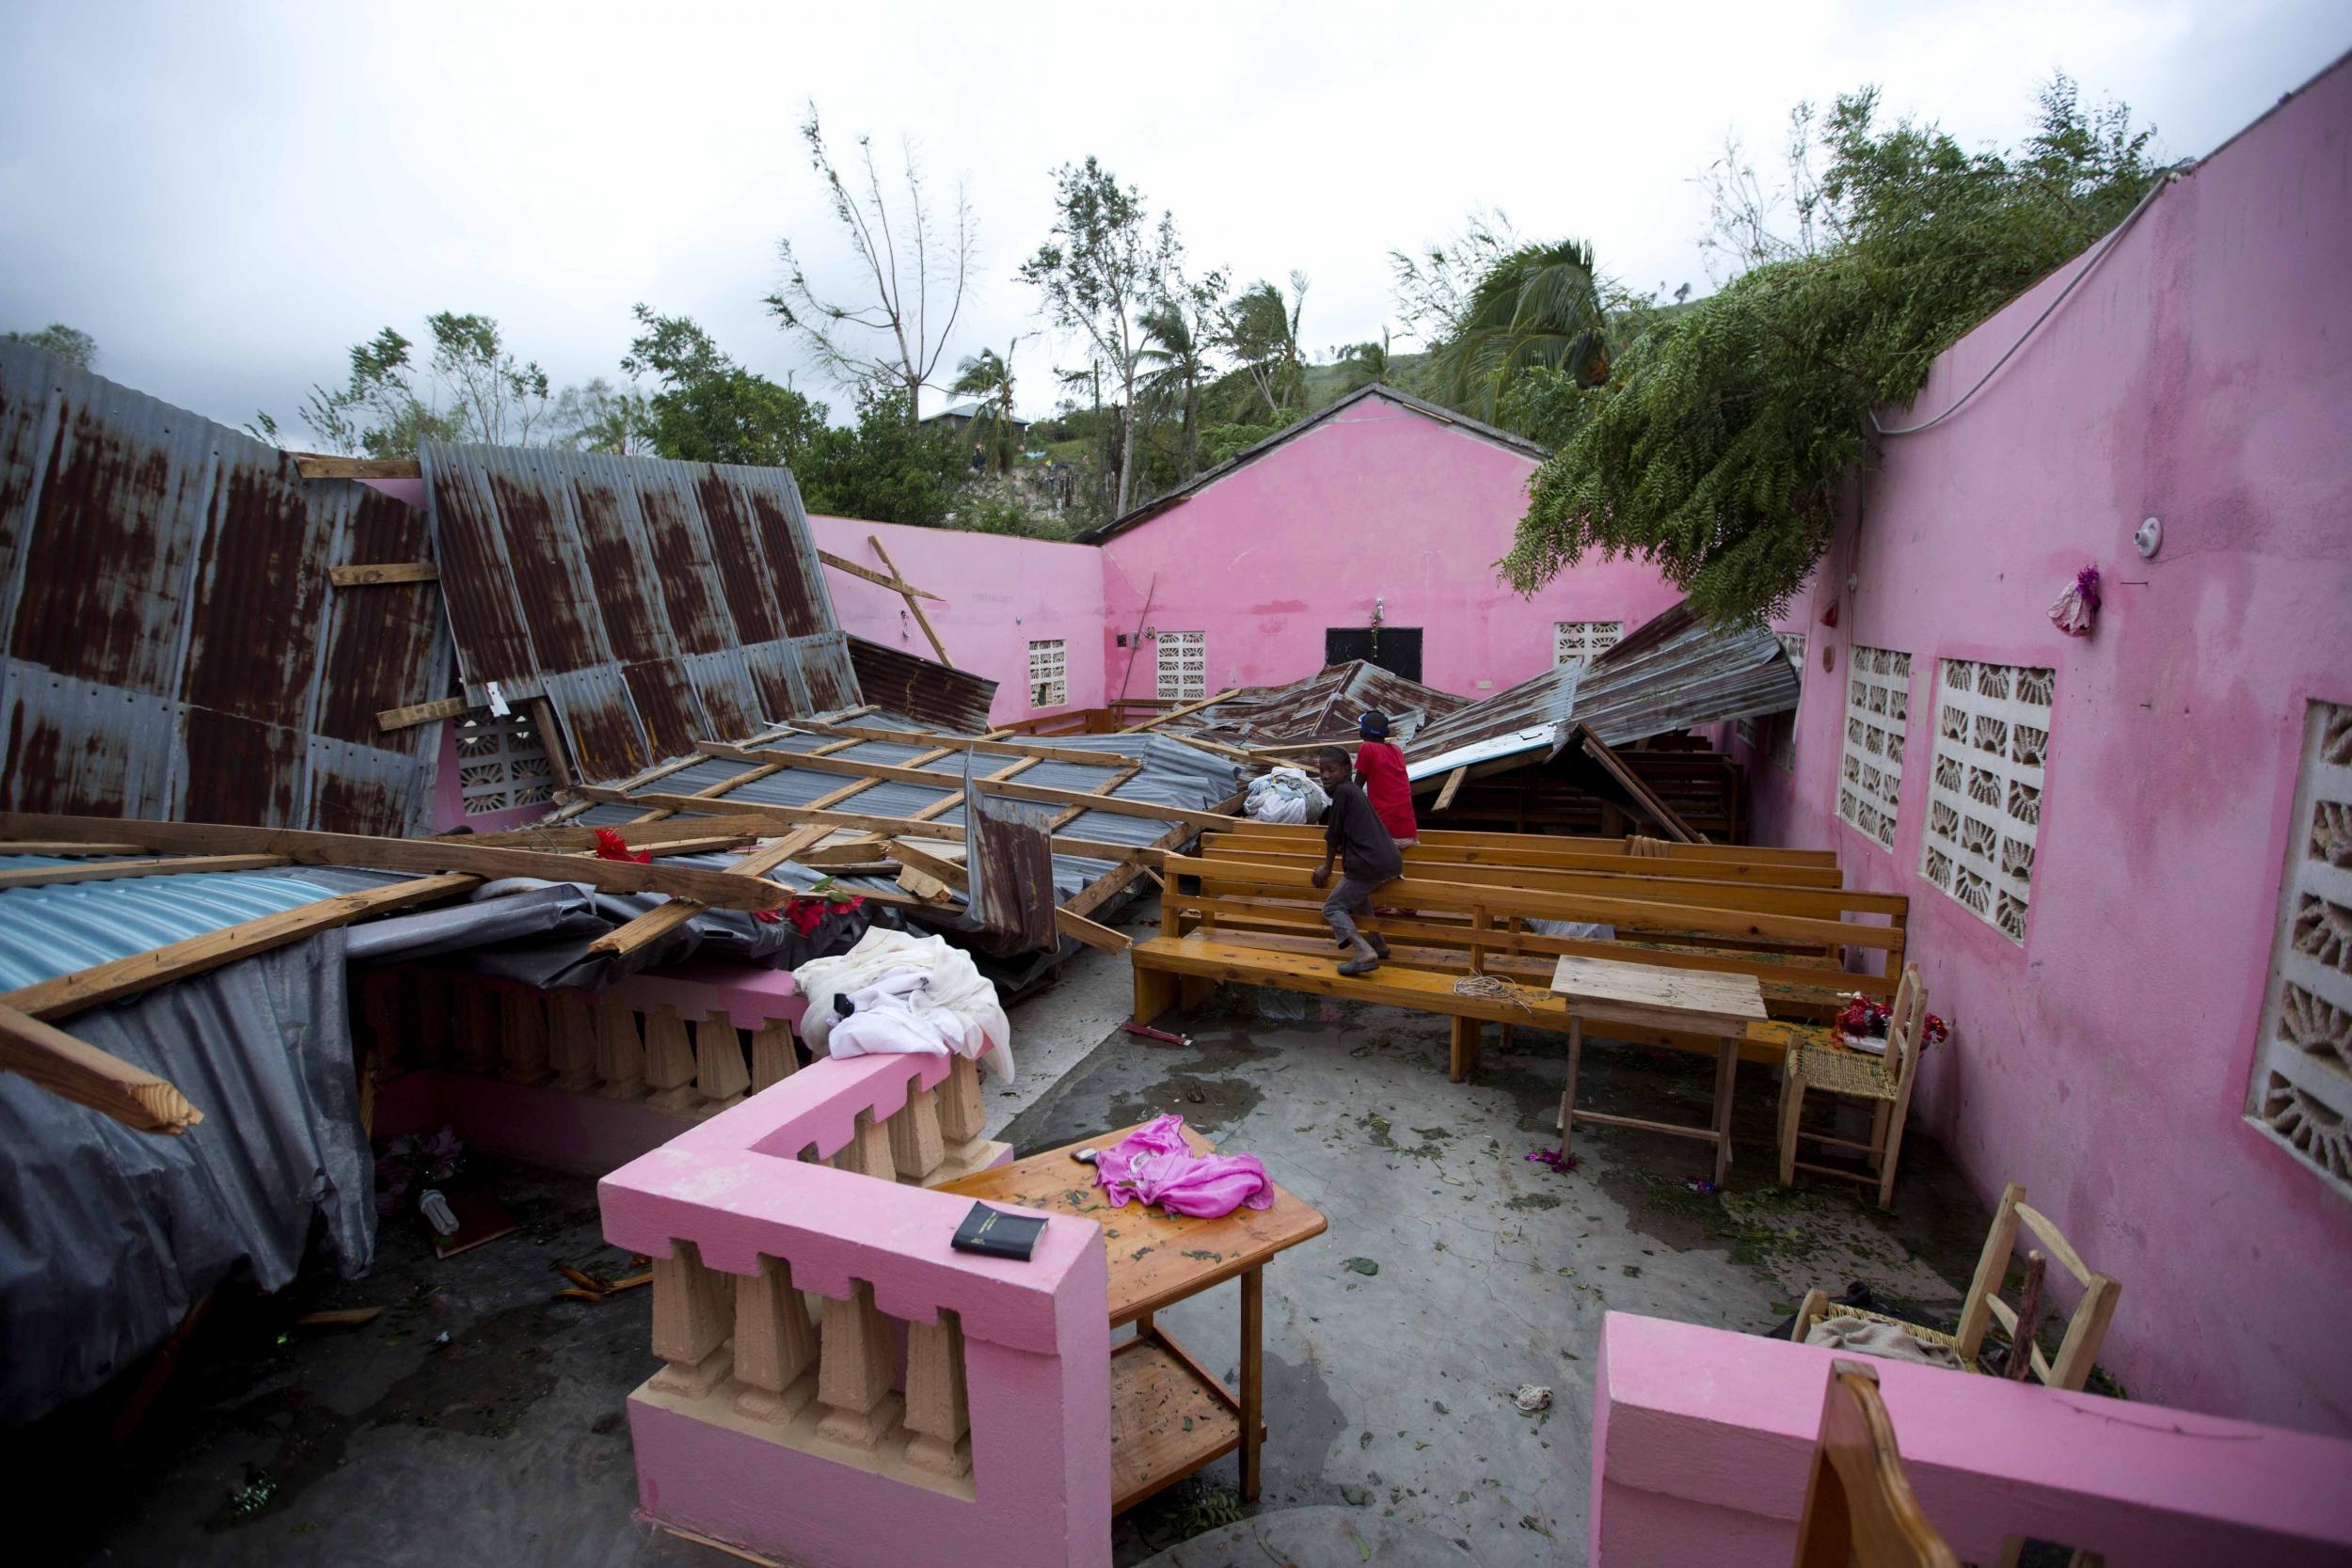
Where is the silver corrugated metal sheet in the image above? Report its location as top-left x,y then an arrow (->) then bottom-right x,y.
0,343 -> 453,833
1173,660 -> 1470,747
846,636 -> 995,736
421,442 -> 860,784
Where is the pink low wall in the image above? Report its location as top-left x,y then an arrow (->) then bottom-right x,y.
1742,60 -> 2352,1433
810,515 -> 1109,724
1096,391 -> 1688,702
600,1051 -> 1111,1568
1591,1313 -> 2352,1566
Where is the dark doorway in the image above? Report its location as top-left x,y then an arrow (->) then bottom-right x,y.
1326,627 -> 1422,682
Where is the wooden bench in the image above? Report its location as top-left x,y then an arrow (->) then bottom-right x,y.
1133,854 -> 1907,1083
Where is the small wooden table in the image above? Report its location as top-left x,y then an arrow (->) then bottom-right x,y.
1549,955 -> 1769,1188
935,1122 -> 1327,1512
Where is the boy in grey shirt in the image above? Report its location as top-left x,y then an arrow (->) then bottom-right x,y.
1311,745 -> 1403,975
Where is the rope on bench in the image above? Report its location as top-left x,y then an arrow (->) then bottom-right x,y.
1452,974 -> 1537,1013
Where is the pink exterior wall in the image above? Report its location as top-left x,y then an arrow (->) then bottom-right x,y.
809,515 -> 1109,724
1590,1313 -> 2352,1566
1742,62 -> 2352,1433
1096,392 -> 1688,702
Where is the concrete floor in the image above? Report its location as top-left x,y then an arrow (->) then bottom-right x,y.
26,927 -> 2000,1568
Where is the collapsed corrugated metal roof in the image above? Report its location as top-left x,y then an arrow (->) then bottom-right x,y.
1167,660 -> 1468,747
845,636 -> 995,736
0,344 -> 453,833
421,442 -> 861,784
1404,601 -> 1801,779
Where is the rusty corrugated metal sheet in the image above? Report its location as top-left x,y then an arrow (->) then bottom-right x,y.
1403,600 -> 1801,773
961,768 -> 1058,953
420,443 -> 861,783
1179,660 -> 1467,746
0,342 -> 452,833
846,636 -> 995,736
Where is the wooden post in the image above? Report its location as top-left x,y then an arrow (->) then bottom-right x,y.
1239,1267 -> 1264,1501
1558,1015 -> 1585,1153
649,1240 -> 735,1399
498,989 -> 553,1085
547,990 -> 600,1093
888,1080 -> 946,1183
834,1110 -> 896,1180
596,1002 -> 647,1100
750,1020 -> 800,1092
733,1254 -> 818,1420
692,1014 -> 750,1116
904,1308 -> 972,1477
1470,903 -> 1491,976
1449,1016 -> 1480,1084
816,1279 -> 904,1449
644,1005 -> 700,1114
2007,1252 -> 2048,1382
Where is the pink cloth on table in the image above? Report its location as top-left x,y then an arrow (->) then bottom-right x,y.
1092,1114 -> 1274,1219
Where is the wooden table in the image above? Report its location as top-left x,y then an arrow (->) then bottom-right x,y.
1549,954 -> 1770,1187
935,1122 -> 1327,1512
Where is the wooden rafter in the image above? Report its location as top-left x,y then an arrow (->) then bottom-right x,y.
377,696 -> 470,731
570,787 -> 1150,864
870,535 -> 952,666
588,825 -> 835,958
816,551 -> 945,600
883,838 -> 1129,954
1578,726 -> 1705,845
691,740 -> 1233,832
293,453 -> 423,480
0,854 -> 293,890
0,1002 -> 204,1133
328,562 -> 438,587
1119,689 -> 1238,735
798,721 -> 1120,768
0,814 -> 791,912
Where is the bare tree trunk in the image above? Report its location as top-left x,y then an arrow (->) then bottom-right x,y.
1115,374 -> 1138,515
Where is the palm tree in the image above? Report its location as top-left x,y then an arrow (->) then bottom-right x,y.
1137,300 -> 1211,478
950,341 -> 1021,476
1216,274 -> 1309,416
1426,239 -> 1612,424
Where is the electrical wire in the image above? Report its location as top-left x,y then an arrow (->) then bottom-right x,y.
1871,161 -> 2193,438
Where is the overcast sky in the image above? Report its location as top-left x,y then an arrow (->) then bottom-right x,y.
3,2 -> 2345,436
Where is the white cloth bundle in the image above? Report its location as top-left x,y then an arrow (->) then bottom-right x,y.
1247,766 -> 1330,825
794,927 -> 1015,1083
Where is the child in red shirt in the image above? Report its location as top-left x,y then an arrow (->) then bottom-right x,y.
1354,711 -> 1418,847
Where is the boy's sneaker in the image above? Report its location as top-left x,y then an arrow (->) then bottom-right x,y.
1368,935 -> 1391,958
1338,956 -> 1382,977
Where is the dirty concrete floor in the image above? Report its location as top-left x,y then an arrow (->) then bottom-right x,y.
24,932 -> 2000,1568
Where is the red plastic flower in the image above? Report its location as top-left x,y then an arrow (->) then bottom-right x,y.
592,828 -> 650,864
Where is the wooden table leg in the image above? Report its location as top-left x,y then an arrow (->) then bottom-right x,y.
1557,1015 -> 1583,1147
1711,1038 -> 1738,1188
1239,1265 -> 1263,1501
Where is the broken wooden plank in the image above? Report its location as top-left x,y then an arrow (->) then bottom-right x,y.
693,740 -> 1233,832
0,841 -> 153,857
797,721 -> 1117,768
1578,725 -> 1704,845
0,1001 -> 204,1132
575,787 -> 1149,865
0,854 -> 293,890
328,562 -> 439,587
293,453 -> 423,480
1433,767 -> 1470,813
867,535 -> 953,666
1118,689 -> 1238,734
0,814 -> 789,911
587,826 -> 834,958
883,838 -> 1130,954
817,550 -> 946,600
2,873 -> 480,1022
377,696 -> 470,731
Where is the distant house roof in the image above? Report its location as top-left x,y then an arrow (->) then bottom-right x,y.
922,400 -> 1028,427
1078,384 -> 1548,544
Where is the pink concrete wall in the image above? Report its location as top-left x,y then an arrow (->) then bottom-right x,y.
1097,392 -> 1690,703
809,515 -> 1109,724
1590,1313 -> 2352,1566
1744,62 -> 2352,1433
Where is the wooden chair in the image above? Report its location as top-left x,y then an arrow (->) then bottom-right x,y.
1778,962 -> 1929,1207
1792,1358 -> 1958,1568
1790,1181 -> 2122,1392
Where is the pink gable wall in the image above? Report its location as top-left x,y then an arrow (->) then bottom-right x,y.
1096,393 -> 1688,702
1742,60 -> 2352,1433
808,515 -> 1109,724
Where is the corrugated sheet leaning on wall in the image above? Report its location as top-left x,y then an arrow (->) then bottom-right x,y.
0,343 -> 453,834
421,442 -> 862,784
845,635 -> 996,736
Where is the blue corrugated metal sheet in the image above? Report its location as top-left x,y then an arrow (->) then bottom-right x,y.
0,868 -> 343,990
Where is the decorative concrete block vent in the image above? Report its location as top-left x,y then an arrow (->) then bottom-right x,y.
600,1052 -> 1103,1568
2249,702 -> 2352,1195
1920,659 -> 2051,942
1554,619 -> 1625,669
1026,639 -> 1067,708
454,706 -> 554,816
1838,645 -> 1910,850
1156,628 -> 1207,701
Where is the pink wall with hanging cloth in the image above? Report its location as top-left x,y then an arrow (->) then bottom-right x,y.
1739,55 -> 2352,1435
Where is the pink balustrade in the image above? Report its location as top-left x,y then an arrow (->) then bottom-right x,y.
599,1050 -> 1107,1568
1590,1311 -> 2352,1566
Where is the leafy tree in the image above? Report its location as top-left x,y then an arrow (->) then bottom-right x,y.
1136,271 -> 1224,480
767,103 -> 973,419
551,376 -> 655,455
3,322 -> 97,369
794,388 -> 967,528
623,305 -> 830,468
1389,209 -> 1520,345
1018,158 -> 1185,516
950,341 -> 1023,477
1216,274 -> 1310,416
1424,239 -> 1612,425
1505,76 -> 2162,624
261,312 -> 550,456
